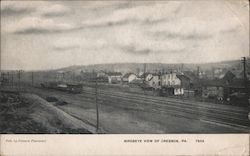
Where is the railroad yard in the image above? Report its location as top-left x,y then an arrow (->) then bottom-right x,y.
1,85 -> 249,133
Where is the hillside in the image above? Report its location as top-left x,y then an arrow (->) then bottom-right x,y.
56,58 -> 249,74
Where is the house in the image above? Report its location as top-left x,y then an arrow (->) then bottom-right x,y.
176,74 -> 190,89
161,72 -> 181,87
81,72 -> 97,81
97,70 -> 106,78
201,77 -> 249,105
138,73 -> 153,82
56,71 -> 66,82
161,72 -> 184,95
146,73 -> 161,89
137,73 -> 161,89
130,79 -> 143,84
183,71 -> 199,89
106,72 -> 122,84
201,79 -> 225,100
122,73 -> 137,83
222,71 -> 236,82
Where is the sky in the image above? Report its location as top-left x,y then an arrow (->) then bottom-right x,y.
1,0 -> 249,70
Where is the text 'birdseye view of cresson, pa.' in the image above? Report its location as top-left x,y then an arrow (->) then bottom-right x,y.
0,1 -> 249,134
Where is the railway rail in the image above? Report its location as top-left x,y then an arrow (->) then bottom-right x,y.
78,88 -> 250,129
3,85 -> 248,131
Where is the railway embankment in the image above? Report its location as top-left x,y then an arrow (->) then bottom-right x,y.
0,91 -> 95,133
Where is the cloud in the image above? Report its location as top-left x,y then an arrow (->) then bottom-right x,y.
8,17 -> 79,34
83,1 -> 154,12
53,45 -> 80,51
149,30 -> 211,41
1,2 -> 72,18
52,37 -> 82,51
51,37 -> 110,52
120,44 -> 185,56
39,4 -> 71,17
120,45 -> 151,55
1,2 -> 34,16
82,18 -> 138,29
81,2 -> 181,28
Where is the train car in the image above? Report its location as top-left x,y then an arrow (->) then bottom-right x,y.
40,82 -> 57,89
67,83 -> 82,93
40,82 -> 82,94
57,84 -> 68,91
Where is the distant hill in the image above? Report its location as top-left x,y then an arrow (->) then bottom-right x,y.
55,58 -> 249,74
1,58 -> 249,74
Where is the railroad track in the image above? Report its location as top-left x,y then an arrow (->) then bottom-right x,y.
79,88 -> 250,129
83,86 -> 247,113
83,88 -> 247,116
31,87 -> 250,130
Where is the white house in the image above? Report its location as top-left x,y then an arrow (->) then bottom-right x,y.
122,73 -> 137,83
139,73 -> 153,81
97,70 -> 106,77
161,72 -> 184,95
161,72 -> 181,86
139,73 -> 161,89
106,72 -> 122,84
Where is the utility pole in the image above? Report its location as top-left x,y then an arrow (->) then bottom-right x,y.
95,77 -> 99,133
242,57 -> 247,81
18,70 -> 21,90
242,57 -> 249,96
2,72 -> 5,84
143,63 -> 146,83
11,73 -> 14,87
31,72 -> 34,86
7,72 -> 10,85
212,67 -> 215,79
197,66 -> 200,78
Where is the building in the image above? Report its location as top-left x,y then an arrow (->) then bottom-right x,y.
81,72 -> 97,81
137,73 -> 161,89
161,72 -> 184,95
222,71 -> 236,82
122,73 -> 137,83
146,73 -> 161,89
161,72 -> 181,86
106,72 -> 122,84
138,73 -> 153,82
201,79 -> 225,100
97,70 -> 106,78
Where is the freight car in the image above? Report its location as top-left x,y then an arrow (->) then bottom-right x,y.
40,82 -> 82,93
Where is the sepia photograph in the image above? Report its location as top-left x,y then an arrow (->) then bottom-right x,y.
0,0 -> 249,136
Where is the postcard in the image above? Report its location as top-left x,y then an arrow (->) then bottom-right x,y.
0,0 -> 249,155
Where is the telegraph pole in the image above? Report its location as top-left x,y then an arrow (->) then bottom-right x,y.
18,70 -> 21,90
7,72 -> 10,85
143,63 -> 146,83
31,72 -> 34,86
197,66 -> 200,78
95,77 -> 99,132
143,63 -> 146,84
242,57 -> 247,81
242,57 -> 249,96
212,67 -> 215,79
11,73 -> 14,87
